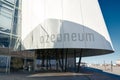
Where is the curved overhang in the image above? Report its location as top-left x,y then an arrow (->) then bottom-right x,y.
21,0 -> 114,57
21,19 -> 114,57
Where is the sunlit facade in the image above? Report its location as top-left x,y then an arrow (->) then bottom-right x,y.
0,0 -> 21,52
22,0 -> 114,56
0,0 -> 21,72
0,0 -> 114,72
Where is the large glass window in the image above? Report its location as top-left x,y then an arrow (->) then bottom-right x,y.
0,13 -> 12,33
10,36 -> 21,50
0,33 -> 10,48
0,55 -> 10,72
0,0 -> 15,5
0,56 -> 8,68
0,0 -> 14,33
5,0 -> 15,4
0,0 -> 21,50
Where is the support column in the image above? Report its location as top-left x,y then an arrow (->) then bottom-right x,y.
33,50 -> 38,72
48,50 -> 51,70
74,49 -> 76,72
111,61 -> 113,72
46,51 -> 49,70
77,49 -> 83,72
41,51 -> 45,67
65,49 -> 68,72
57,50 -> 63,71
55,50 -> 59,71
61,49 -> 64,71
49,57 -> 51,70
33,50 -> 36,72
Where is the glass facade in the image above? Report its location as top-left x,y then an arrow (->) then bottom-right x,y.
0,55 -> 10,68
0,0 -> 21,50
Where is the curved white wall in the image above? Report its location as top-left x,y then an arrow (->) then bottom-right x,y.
21,0 -> 114,56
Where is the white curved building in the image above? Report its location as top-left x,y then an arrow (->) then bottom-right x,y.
21,0 -> 114,57
0,0 -> 114,72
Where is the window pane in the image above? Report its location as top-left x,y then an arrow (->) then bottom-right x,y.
1,0 -> 15,5
0,56 -> 8,68
0,0 -> 13,33
10,36 -> 21,50
0,33 -> 10,48
0,14 -> 12,33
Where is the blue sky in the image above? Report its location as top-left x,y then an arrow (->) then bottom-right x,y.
81,0 -> 120,64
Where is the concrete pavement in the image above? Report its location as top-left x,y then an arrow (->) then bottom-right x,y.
0,72 -> 120,80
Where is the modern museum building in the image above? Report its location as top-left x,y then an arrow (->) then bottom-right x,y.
0,0 -> 114,72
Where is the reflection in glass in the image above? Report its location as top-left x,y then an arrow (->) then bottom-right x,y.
0,33 -> 10,48
0,0 -> 13,33
0,56 -> 8,68
10,36 -> 21,51
0,0 -> 21,50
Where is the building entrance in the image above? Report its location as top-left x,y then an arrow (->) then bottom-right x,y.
35,49 -> 83,72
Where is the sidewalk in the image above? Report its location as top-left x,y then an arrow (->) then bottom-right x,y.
0,68 -> 120,80
81,67 -> 120,80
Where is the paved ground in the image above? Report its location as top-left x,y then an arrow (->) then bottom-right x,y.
0,67 -> 120,80
92,65 -> 120,75
0,72 -> 90,80
0,71 -> 120,80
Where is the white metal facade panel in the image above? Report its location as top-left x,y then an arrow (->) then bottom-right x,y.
81,0 -> 113,50
21,0 -> 114,54
22,0 -> 45,40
